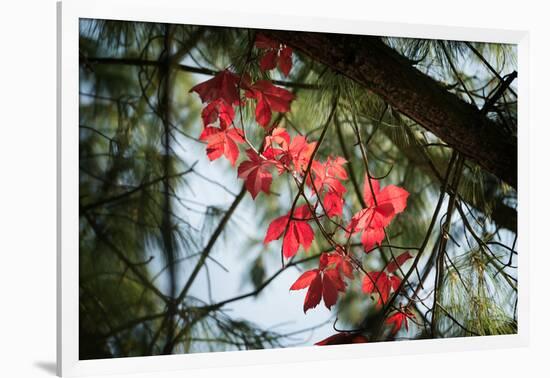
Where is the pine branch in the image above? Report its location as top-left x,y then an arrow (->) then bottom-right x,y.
262,30 -> 517,189
80,56 -> 319,90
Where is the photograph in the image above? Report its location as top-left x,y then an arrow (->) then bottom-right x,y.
78,17 -> 518,360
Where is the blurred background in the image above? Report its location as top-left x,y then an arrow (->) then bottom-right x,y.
78,18 -> 518,359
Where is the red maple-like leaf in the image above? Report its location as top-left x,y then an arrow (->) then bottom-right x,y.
237,149 -> 274,198
321,268 -> 341,309
386,251 -> 414,274
278,46 -> 293,77
289,269 -> 342,313
264,127 -> 291,150
289,269 -> 322,312
201,99 -> 235,127
362,252 -> 411,306
263,131 -> 317,175
264,204 -> 314,258
357,225 -> 386,252
259,49 -> 278,72
323,191 -> 344,218
361,177 -> 409,228
189,69 -> 242,105
263,127 -> 291,173
245,80 -> 294,127
310,156 -> 348,196
289,269 -> 318,290
278,135 -> 317,174
199,123 -> 244,166
255,34 -> 293,77
349,177 -> 409,252
290,251 -> 351,312
319,251 -> 354,280
287,136 -> 316,173
385,307 -> 415,336
362,271 -> 401,306
315,332 -> 368,346
309,157 -> 348,217
301,270 -> 323,312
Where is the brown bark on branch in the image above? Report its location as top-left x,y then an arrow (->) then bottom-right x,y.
262,30 -> 517,189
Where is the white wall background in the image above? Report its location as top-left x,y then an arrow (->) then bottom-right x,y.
0,0 -> 547,377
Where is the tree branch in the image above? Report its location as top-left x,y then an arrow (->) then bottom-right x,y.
262,30 -> 517,189
80,56 -> 319,90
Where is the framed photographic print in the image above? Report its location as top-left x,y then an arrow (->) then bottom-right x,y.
57,0 -> 529,376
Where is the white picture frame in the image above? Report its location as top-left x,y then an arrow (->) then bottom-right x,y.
57,1 -> 530,376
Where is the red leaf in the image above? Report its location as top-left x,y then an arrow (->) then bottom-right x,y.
278,46 -> 293,77
310,157 -> 348,196
319,251 -> 353,280
362,271 -> 393,305
284,221 -> 314,258
385,308 -> 415,336
359,225 -> 385,252
322,271 -> 339,310
315,332 -> 368,346
324,268 -> 346,292
390,275 -> 401,292
245,80 -> 294,127
264,129 -> 317,175
376,185 -> 409,218
339,257 -> 354,279
264,214 -> 288,244
190,69 -> 241,105
386,251 -> 413,274
282,223 -> 301,258
264,204 -> 314,259
362,177 -> 409,228
199,124 -> 244,166
259,49 -> 278,72
303,272 -> 323,312
362,178 -> 381,207
201,99 -> 235,127
288,269 -> 324,313
295,203 -> 314,221
237,149 -> 274,198
264,127 -> 291,150
290,269 -> 319,290
255,34 -> 293,77
323,191 -> 344,218
291,251 -> 351,313
277,135 -> 316,173
254,92 -> 273,127
349,177 -> 409,252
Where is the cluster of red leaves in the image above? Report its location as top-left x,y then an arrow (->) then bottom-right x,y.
190,70 -> 294,165
190,33 -> 415,344
255,34 -> 293,77
264,127 -> 317,174
237,149 -> 274,199
190,70 -> 244,164
289,252 -> 353,312
262,149 -> 348,259
236,128 -> 318,201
